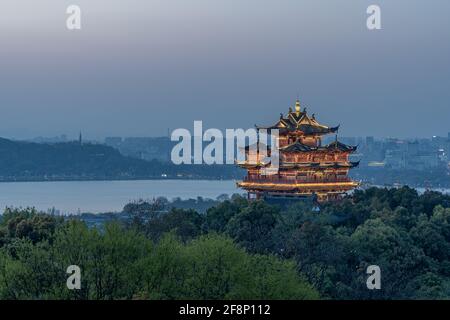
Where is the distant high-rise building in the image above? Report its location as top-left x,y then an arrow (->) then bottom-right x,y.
407,141 -> 419,156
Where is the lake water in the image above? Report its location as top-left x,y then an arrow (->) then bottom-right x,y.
0,180 -> 448,215
0,180 -> 243,214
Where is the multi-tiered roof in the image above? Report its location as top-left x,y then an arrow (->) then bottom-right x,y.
257,102 -> 339,135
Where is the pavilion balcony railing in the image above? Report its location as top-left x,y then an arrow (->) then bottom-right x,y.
242,176 -> 353,184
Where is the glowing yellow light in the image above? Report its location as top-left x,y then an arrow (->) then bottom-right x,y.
238,181 -> 358,187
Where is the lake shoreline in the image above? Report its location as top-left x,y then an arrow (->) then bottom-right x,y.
0,177 -> 242,183
0,179 -> 448,215
0,180 -> 244,214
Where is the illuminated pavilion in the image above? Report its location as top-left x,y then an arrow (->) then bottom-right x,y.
237,99 -> 359,202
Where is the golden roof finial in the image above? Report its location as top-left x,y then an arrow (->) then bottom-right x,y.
295,99 -> 301,115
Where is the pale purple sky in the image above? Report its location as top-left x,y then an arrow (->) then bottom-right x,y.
0,0 -> 449,140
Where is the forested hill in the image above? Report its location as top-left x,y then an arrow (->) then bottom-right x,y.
0,138 -> 242,181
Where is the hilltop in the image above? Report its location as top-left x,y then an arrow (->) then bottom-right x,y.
0,138 -> 242,181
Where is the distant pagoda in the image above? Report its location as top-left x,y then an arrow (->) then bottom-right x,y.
237,98 -> 359,202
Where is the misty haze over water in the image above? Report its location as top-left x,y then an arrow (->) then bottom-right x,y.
0,180 -> 243,214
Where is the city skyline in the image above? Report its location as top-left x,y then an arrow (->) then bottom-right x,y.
1,0 -> 450,139
16,131 -> 450,143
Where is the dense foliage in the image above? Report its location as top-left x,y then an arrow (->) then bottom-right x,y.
1,186 -> 450,300
126,187 -> 450,299
0,208 -> 317,300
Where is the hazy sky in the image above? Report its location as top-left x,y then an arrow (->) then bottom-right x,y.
0,0 -> 449,140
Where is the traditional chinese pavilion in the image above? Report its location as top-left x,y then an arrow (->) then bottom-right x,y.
237,99 -> 359,202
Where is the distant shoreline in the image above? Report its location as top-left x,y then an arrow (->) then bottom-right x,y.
0,179 -> 243,214
0,177 -> 241,183
0,180 -> 447,215
0,177 -> 448,191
